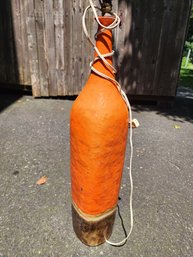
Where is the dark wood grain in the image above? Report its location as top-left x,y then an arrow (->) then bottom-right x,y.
43,0 -> 57,96
20,0 -> 31,86
25,0 -> 41,96
72,204 -> 116,246
115,0 -> 191,97
34,0 -> 49,96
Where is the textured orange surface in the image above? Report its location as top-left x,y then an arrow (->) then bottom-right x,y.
70,17 -> 129,215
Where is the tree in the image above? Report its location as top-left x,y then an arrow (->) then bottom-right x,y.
186,5 -> 193,43
184,5 -> 193,60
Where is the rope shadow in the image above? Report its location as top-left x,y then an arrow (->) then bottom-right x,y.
110,202 -> 128,247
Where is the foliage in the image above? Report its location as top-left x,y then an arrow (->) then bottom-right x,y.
180,6 -> 193,90
186,5 -> 193,43
184,5 -> 193,58
180,68 -> 193,89
181,56 -> 193,69
185,40 -> 193,52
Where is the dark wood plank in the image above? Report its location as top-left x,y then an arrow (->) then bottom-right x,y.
54,0 -> 65,96
63,0 -> 70,95
0,1 -> 6,82
137,0 -> 164,95
81,0 -> 92,92
80,0 -> 95,93
43,0 -> 57,96
153,0 -> 191,97
20,0 -> 31,85
2,1 -> 18,84
170,0 -> 192,95
12,0 -> 24,83
25,0 -> 41,97
34,0 -> 49,96
115,0 -> 191,98
71,0 -> 82,95
64,0 -> 73,95
115,0 -> 139,95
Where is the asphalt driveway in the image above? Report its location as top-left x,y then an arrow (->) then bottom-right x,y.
0,87 -> 192,257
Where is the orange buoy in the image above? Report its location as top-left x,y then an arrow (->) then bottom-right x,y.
70,16 -> 129,246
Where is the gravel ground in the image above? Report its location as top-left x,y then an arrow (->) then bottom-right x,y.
0,88 -> 192,257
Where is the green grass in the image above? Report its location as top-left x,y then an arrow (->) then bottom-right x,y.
180,68 -> 193,88
179,57 -> 193,88
181,56 -> 193,69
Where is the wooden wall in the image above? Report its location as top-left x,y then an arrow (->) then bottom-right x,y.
0,0 -> 191,97
114,0 -> 192,97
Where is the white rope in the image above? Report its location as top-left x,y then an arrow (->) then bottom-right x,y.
82,0 -> 134,246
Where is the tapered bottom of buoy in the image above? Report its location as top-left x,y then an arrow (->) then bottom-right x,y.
72,203 -> 116,246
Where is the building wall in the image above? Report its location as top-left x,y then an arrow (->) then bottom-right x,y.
0,0 -> 191,97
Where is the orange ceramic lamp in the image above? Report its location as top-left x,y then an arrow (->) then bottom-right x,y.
70,16 -> 129,246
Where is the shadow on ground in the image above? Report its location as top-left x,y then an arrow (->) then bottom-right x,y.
1,86 -> 193,125
132,98 -> 193,124
0,92 -> 23,113
131,87 -> 193,124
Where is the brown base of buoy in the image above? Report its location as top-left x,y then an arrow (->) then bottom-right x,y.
72,203 -> 116,246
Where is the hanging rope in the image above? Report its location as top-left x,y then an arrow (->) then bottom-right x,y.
82,0 -> 134,247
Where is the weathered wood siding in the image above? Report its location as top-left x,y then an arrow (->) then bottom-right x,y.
0,0 -> 191,97
114,0 -> 192,97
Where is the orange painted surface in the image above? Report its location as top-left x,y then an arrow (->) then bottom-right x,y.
70,17 -> 129,215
